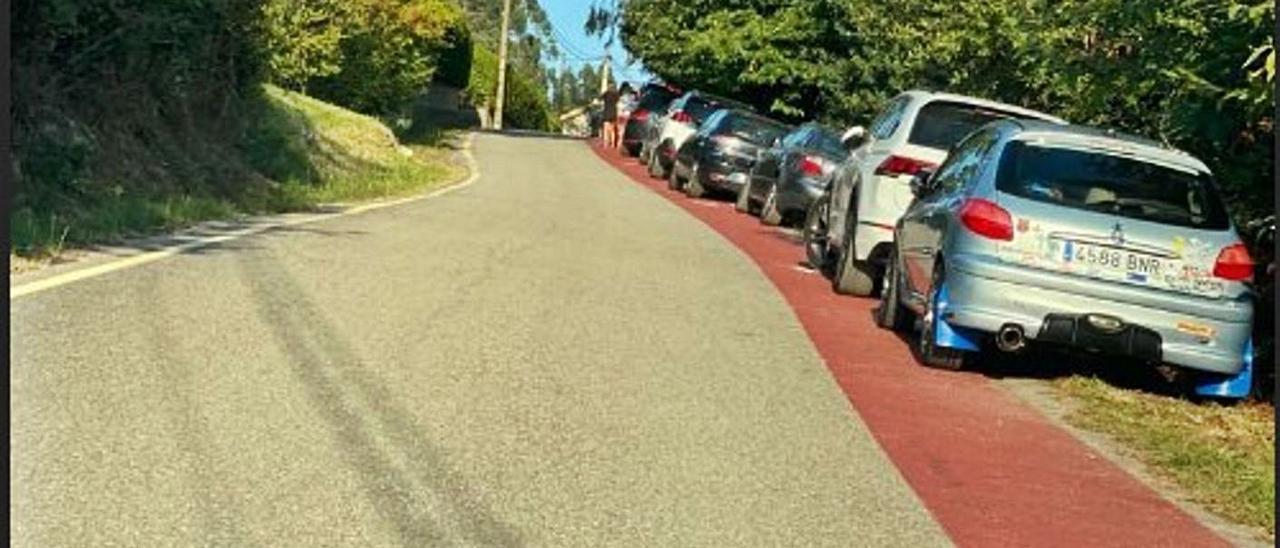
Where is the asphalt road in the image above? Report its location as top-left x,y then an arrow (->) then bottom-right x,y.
11,133 -> 950,547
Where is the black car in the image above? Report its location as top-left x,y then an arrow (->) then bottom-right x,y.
668,108 -> 790,199
641,91 -> 752,178
622,82 -> 680,157
738,123 -> 848,226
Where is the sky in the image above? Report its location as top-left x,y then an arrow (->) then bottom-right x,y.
539,0 -> 653,85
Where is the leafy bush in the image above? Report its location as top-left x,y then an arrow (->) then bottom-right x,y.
260,0 -> 348,91
435,23 -> 475,89
265,0 -> 468,115
13,0 -> 269,236
12,0 -> 471,254
465,43 -> 554,131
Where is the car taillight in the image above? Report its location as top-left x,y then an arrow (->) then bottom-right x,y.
632,109 -> 649,122
799,155 -> 824,176
1213,243 -> 1255,281
875,155 -> 937,177
958,198 -> 1013,241
671,111 -> 693,124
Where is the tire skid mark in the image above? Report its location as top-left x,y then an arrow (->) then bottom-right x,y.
137,270 -> 258,547
236,248 -> 524,547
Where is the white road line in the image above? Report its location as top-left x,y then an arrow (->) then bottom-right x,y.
11,134 -> 481,299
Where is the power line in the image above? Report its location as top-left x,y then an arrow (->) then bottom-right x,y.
542,10 -> 606,63
551,29 -> 601,60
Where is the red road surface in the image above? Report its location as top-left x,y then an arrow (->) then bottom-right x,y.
590,141 -> 1228,547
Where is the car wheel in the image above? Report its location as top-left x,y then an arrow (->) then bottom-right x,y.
760,183 -> 782,226
803,195 -> 833,276
667,160 -> 683,191
684,164 -> 707,198
735,178 -> 752,213
655,146 -> 672,180
917,266 -> 971,370
876,249 -> 913,332
831,217 -> 876,296
647,150 -> 662,178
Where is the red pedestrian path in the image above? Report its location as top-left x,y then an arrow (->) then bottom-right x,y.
589,141 -> 1228,547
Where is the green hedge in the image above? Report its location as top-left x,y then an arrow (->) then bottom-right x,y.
465,43 -> 555,131
263,0 -> 469,115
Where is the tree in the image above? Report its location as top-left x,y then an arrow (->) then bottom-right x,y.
260,0 -> 349,92
607,0 -> 1273,220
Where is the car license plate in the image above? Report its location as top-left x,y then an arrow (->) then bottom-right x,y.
1060,241 -> 1164,282
728,172 -> 750,186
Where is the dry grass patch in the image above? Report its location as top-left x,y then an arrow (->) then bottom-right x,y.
1055,376 -> 1274,537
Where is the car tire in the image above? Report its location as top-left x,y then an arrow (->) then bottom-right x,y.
917,265 -> 972,370
735,179 -> 752,213
876,249 -> 913,332
655,145 -> 672,180
760,183 -> 782,226
803,195 -> 833,276
667,160 -> 683,191
684,164 -> 707,198
831,218 -> 876,296
624,142 -> 640,157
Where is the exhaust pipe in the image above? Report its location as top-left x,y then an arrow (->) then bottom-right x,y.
996,324 -> 1026,353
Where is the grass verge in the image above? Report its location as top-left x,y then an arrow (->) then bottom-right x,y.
11,84 -> 466,263
1054,376 -> 1275,537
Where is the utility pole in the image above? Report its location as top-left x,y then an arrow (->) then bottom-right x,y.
493,0 -> 513,130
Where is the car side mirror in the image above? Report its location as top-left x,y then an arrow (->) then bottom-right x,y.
840,126 -> 867,150
910,169 -> 937,198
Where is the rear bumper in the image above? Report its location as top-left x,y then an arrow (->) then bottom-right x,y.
776,177 -> 824,216
698,160 -> 750,191
623,120 -> 648,145
943,254 -> 1253,375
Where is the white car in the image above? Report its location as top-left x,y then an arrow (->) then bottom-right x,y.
807,90 -> 1066,296
642,91 -> 746,181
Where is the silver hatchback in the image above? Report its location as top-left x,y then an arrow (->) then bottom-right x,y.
878,120 -> 1257,399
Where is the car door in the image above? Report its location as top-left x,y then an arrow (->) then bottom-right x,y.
778,127 -> 818,185
681,110 -> 724,176
755,127 -> 807,199
899,128 -> 1000,298
830,96 -> 910,246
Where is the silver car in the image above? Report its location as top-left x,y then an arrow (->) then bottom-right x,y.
877,120 -> 1257,399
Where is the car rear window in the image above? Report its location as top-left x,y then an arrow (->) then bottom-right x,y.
639,88 -> 676,111
909,101 -> 1033,150
683,97 -> 721,123
996,141 -> 1230,230
716,114 -> 788,145
811,130 -> 848,158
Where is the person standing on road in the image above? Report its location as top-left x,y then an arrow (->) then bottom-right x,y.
600,83 -> 620,148
615,83 -> 637,150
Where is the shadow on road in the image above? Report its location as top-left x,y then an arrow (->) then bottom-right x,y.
237,248 -> 524,547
